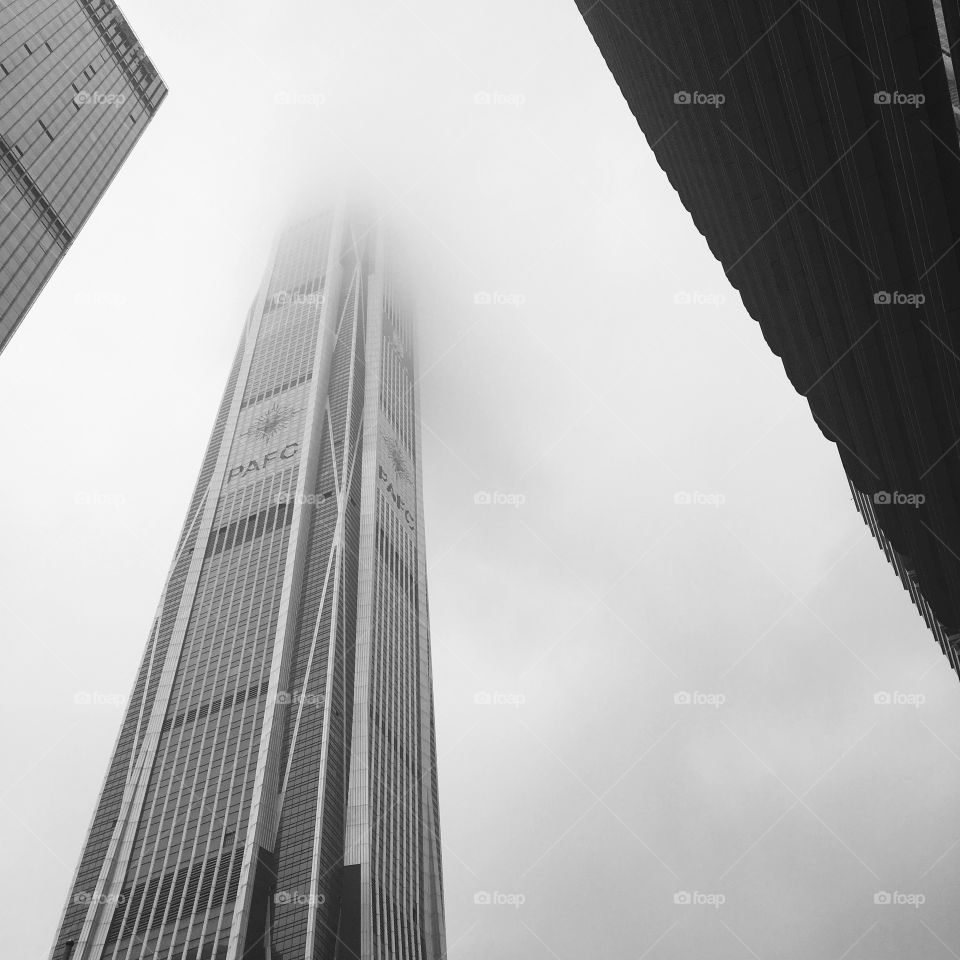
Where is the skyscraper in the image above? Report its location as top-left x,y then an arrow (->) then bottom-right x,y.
50,207 -> 447,960
575,0 -> 960,679
0,0 -> 166,353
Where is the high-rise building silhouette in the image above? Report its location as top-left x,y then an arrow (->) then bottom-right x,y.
50,207 -> 446,960
0,0 -> 166,353
575,0 -> 960,678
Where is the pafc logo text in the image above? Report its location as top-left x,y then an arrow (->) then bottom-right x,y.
379,464 -> 415,529
227,442 -> 299,482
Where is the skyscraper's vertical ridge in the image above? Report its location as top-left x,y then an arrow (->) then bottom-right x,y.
50,206 -> 446,960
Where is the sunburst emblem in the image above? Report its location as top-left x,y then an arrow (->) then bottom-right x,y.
382,433 -> 410,483
246,403 -> 297,440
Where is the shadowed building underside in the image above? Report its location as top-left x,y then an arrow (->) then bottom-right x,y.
576,0 -> 960,677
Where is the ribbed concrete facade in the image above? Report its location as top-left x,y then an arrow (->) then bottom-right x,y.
49,207 -> 446,960
576,0 -> 960,677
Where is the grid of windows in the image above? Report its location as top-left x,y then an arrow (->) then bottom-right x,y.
50,211 -> 446,960
0,0 -> 165,352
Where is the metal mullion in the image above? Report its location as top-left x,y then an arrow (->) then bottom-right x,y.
304,284 -> 362,957
227,231 -> 332,952
98,510 -> 232,960
374,500 -> 387,959
210,257 -> 318,947
116,530 -> 237,960
179,509 -> 274,954
119,475 -> 251,957
208,471 -> 297,951
78,259 -> 272,958
2,7 -> 94,131
405,529 -> 416,959
158,484 -> 271,956
372,501 -> 383,958
188,473 -> 284,955
0,14 -> 103,217
117,502 -> 228,956
389,509 -> 399,959
0,15 -> 97,241
0,4 -> 86,107
125,484 -> 212,789
0,63 -> 143,321
0,0 -> 63,42
37,52 -> 151,225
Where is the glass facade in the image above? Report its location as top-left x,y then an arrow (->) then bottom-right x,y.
50,207 -> 446,960
0,0 -> 166,352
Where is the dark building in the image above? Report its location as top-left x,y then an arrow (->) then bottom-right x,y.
49,207 -> 447,960
0,0 -> 166,353
576,0 -> 960,677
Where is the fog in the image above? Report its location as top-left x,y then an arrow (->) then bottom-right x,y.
3,0 -> 960,957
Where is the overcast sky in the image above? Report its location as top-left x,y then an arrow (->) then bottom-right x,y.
3,1 -> 960,958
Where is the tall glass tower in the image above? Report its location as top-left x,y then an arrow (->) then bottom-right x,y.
50,207 -> 447,960
0,0 -> 166,353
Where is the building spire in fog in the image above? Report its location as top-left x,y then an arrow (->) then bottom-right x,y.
50,205 -> 446,960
